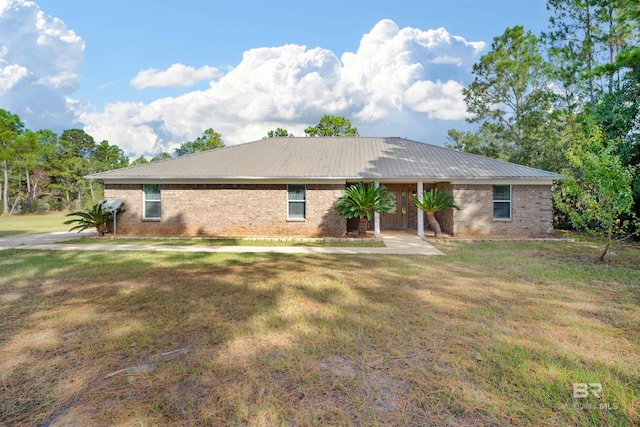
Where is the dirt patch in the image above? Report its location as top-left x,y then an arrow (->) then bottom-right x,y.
318,355 -> 410,415
318,355 -> 356,378
368,373 -> 406,412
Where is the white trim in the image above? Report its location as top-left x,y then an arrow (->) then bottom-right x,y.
450,179 -> 556,186
492,184 -> 512,221
287,184 -> 306,220
102,178 -> 347,185
143,184 -> 162,220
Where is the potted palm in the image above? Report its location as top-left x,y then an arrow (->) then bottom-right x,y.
413,188 -> 459,237
335,182 -> 394,236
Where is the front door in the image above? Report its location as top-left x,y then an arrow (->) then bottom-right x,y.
382,186 -> 409,229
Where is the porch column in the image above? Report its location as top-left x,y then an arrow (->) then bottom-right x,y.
417,181 -> 424,237
374,181 -> 381,237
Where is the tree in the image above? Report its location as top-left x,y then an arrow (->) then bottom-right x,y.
335,182 -> 394,236
0,109 -> 24,214
594,44 -> 640,137
49,129 -> 96,210
131,156 -> 149,166
555,120 -> 637,260
12,130 -> 41,213
444,125 -> 511,160
29,129 -> 60,210
304,115 -> 359,137
463,26 -> 553,168
592,25 -> 640,233
150,152 -> 172,162
175,128 -> 225,156
544,0 -> 637,112
86,140 -> 129,202
264,128 -> 294,139
544,0 -> 601,111
412,189 -> 460,238
91,140 -> 129,170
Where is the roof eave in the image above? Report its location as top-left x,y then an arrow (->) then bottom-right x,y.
90,175 -> 563,185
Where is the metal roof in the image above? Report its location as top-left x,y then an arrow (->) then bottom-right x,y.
87,137 -> 563,181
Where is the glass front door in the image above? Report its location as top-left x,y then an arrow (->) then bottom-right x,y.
381,186 -> 409,229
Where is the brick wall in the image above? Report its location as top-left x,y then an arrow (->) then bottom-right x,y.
104,183 -> 346,237
451,184 -> 553,237
104,182 -> 553,238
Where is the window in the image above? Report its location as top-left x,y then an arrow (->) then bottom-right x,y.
388,193 -> 397,214
144,184 -> 161,219
288,184 -> 305,220
493,185 -> 511,220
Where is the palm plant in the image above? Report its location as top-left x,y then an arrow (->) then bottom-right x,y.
64,202 -> 124,236
413,188 -> 459,237
335,182 -> 394,236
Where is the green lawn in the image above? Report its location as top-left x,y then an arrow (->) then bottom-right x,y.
0,241 -> 638,426
64,236 -> 385,247
0,212 -> 70,237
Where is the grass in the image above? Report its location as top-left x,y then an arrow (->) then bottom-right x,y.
63,237 -> 385,247
0,212 -> 70,237
0,241 -> 638,426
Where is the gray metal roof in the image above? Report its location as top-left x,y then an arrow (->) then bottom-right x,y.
88,137 -> 562,181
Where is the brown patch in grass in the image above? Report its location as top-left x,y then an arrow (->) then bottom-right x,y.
0,244 -> 638,426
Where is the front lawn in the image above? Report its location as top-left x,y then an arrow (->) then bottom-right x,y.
0,241 -> 638,426
0,212 -> 70,237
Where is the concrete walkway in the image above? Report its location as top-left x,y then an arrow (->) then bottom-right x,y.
0,230 -> 95,247
0,230 -> 444,256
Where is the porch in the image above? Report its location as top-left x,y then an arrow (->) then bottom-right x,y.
345,182 -> 454,237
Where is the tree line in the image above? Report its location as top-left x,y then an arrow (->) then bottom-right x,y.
445,0 -> 640,245
0,111 -> 128,214
0,113 -> 358,215
0,111 -> 232,214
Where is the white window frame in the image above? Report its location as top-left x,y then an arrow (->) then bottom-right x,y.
493,185 -> 512,220
143,184 -> 161,220
287,184 -> 306,220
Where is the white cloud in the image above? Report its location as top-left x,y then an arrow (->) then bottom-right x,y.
0,62 -> 28,93
1,6 -> 484,157
83,19 -> 485,157
341,20 -> 483,123
131,63 -> 221,89
403,80 -> 468,120
0,0 -> 84,130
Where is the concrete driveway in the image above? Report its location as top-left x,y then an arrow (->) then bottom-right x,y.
0,230 -> 95,249
0,230 -> 444,256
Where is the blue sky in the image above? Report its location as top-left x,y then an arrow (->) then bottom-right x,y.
1,0 -> 550,158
